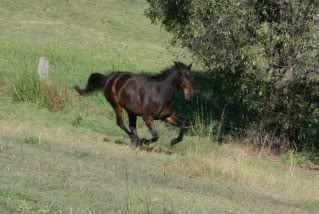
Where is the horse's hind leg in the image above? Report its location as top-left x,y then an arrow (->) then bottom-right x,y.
113,105 -> 132,137
127,111 -> 140,145
141,115 -> 159,145
164,114 -> 186,146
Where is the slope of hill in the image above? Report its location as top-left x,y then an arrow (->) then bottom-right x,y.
0,0 -> 318,213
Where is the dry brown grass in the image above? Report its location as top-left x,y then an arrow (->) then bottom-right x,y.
166,141 -> 319,201
42,81 -> 69,111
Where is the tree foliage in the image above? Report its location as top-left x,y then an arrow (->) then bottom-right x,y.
146,0 -> 319,148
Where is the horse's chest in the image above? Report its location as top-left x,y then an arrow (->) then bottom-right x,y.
156,101 -> 173,119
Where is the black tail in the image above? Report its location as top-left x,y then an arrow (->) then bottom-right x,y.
75,73 -> 107,96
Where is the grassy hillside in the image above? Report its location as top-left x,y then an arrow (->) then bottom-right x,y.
0,0 -> 318,213
0,0 -> 190,82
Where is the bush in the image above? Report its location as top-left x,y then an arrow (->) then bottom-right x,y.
146,0 -> 319,149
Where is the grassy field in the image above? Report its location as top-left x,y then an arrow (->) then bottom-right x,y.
0,0 -> 319,213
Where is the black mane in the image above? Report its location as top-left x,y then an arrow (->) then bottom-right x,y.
147,66 -> 177,82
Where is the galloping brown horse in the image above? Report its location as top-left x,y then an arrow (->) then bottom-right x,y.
75,61 -> 193,145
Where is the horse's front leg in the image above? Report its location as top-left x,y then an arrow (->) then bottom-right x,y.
141,115 -> 159,145
164,114 -> 187,146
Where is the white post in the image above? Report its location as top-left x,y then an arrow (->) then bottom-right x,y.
37,56 -> 49,80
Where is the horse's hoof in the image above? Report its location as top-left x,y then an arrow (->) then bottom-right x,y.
170,138 -> 179,146
131,138 -> 142,146
140,138 -> 151,145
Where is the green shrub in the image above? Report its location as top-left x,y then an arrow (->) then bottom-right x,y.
146,0 -> 319,149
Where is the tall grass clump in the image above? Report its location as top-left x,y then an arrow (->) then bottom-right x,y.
13,62 -> 46,105
189,102 -> 216,139
13,61 -> 69,111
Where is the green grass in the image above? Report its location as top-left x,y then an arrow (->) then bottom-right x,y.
0,0 -> 319,213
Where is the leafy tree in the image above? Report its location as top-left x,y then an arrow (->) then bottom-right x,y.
146,0 -> 319,149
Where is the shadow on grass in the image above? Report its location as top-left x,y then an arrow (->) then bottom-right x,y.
131,144 -> 175,155
129,69 -> 249,143
172,71 -> 247,137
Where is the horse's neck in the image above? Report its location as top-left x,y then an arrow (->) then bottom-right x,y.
157,70 -> 179,100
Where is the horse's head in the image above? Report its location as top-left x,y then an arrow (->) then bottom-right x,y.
174,61 -> 193,100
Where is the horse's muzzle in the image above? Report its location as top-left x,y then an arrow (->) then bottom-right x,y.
185,94 -> 191,100
183,85 -> 193,100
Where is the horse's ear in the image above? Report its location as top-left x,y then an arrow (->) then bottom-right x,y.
173,61 -> 182,69
174,61 -> 182,70
174,61 -> 188,70
188,63 -> 193,70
